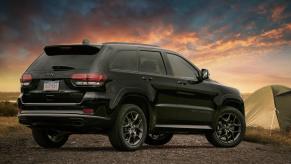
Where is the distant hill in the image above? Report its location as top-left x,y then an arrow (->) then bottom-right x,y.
0,92 -> 19,102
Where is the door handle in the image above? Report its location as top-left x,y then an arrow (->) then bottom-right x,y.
141,76 -> 153,81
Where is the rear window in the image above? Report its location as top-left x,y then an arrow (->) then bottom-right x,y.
28,53 -> 98,71
139,51 -> 166,75
109,50 -> 138,72
28,46 -> 100,71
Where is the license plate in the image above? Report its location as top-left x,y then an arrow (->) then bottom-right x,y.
43,81 -> 59,91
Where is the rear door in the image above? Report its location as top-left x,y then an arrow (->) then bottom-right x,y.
137,50 -> 178,125
21,45 -> 101,103
107,49 -> 144,103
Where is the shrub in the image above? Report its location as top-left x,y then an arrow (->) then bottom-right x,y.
0,102 -> 18,116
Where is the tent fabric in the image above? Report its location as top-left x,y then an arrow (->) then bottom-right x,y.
273,86 -> 291,131
272,85 -> 291,96
245,85 -> 291,131
245,86 -> 280,130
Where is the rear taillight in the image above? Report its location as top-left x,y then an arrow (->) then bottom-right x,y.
71,73 -> 106,86
20,73 -> 32,86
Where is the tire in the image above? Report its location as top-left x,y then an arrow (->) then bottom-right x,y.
32,128 -> 69,148
145,133 -> 173,145
108,104 -> 147,151
205,106 -> 246,148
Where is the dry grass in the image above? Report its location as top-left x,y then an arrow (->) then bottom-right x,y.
0,92 -> 19,101
245,127 -> 291,146
0,117 -> 28,137
0,102 -> 18,116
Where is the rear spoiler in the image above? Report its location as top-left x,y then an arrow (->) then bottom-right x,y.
44,45 -> 100,55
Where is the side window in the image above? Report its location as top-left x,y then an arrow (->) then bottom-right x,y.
166,53 -> 198,79
110,50 -> 138,72
139,51 -> 166,75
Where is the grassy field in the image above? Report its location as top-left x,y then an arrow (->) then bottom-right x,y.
245,127 -> 291,146
0,102 -> 18,116
0,92 -> 19,102
0,92 -> 27,136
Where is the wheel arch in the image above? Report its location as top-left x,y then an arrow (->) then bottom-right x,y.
115,93 -> 155,131
215,94 -> 244,115
220,98 -> 244,115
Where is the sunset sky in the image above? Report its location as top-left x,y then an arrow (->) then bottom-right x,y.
0,0 -> 291,92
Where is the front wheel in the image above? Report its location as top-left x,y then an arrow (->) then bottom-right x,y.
32,128 -> 69,148
145,133 -> 173,145
205,106 -> 246,147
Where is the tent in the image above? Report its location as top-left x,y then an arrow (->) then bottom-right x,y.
245,85 -> 291,132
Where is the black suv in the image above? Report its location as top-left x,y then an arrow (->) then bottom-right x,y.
18,42 -> 245,151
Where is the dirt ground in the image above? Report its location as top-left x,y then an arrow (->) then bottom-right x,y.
1,130 -> 291,164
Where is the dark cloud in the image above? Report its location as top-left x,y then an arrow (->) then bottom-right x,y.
0,0 -> 290,66
0,0 -> 291,91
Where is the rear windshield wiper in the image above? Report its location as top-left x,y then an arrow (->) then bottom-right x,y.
52,66 -> 75,71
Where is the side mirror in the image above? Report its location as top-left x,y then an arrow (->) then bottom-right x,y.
201,69 -> 209,80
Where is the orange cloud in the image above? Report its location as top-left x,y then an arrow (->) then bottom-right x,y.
191,23 -> 291,61
1,22 -> 291,92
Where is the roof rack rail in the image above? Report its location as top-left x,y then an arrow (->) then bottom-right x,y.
103,42 -> 159,47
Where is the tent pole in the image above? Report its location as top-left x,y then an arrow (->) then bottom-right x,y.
270,108 -> 276,136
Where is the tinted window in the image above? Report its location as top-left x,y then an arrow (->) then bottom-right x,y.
167,53 -> 198,78
139,51 -> 166,75
28,53 -> 97,71
110,50 -> 138,71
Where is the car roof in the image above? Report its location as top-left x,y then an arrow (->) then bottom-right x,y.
44,42 -> 179,55
103,42 -> 159,48
102,42 -> 178,54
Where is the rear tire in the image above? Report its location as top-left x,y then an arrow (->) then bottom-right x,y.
145,133 -> 173,145
32,128 -> 69,148
205,106 -> 245,147
108,104 -> 147,151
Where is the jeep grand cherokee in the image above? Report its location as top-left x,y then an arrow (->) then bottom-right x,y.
18,42 -> 245,151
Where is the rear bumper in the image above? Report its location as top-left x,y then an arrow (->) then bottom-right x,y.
18,113 -> 111,132
17,92 -> 113,132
